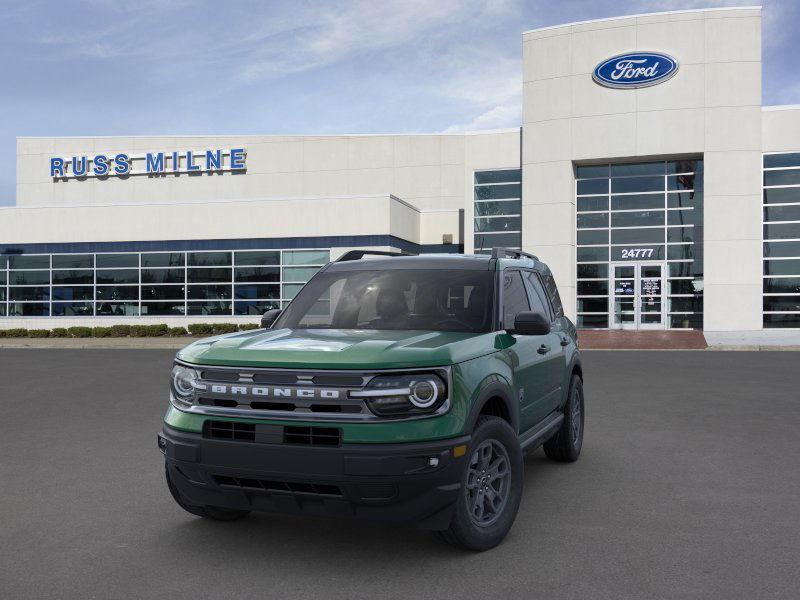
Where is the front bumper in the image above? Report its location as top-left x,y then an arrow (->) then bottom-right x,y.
159,424 -> 470,530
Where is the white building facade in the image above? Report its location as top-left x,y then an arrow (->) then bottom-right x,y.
2,6 -> 799,333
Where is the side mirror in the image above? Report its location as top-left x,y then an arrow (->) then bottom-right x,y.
511,311 -> 551,336
260,308 -> 282,329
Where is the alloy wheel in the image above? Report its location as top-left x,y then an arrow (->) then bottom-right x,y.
465,439 -> 511,527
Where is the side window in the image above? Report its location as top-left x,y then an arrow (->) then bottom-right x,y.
522,271 -> 551,320
543,273 -> 564,318
502,271 -> 530,329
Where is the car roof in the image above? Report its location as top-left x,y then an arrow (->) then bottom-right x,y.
326,253 -> 545,272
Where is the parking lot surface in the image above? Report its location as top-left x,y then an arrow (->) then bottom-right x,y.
1,349 -> 798,600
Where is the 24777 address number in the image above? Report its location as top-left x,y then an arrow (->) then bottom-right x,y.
620,247 -> 655,259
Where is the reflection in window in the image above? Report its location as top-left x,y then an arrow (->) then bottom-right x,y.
0,248 -> 329,318
474,169 -> 521,253
576,159 -> 704,329
763,153 -> 800,328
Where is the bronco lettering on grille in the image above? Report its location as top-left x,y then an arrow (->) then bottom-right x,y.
208,384 -> 341,400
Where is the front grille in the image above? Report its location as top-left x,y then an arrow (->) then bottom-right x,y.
197,397 -> 363,415
178,364 -> 451,422
213,475 -> 343,497
284,426 -> 342,447
204,420 -> 342,447
205,420 -> 255,441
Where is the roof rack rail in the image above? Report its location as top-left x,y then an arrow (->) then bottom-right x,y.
335,249 -> 417,262
490,247 -> 539,261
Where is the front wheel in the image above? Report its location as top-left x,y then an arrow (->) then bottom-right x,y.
543,374 -> 584,462
437,415 -> 523,551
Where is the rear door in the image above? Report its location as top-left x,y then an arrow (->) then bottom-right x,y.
501,270 -> 552,433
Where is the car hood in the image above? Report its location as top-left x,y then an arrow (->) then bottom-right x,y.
176,328 -> 500,369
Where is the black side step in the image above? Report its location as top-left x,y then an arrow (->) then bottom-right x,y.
519,411 -> 563,452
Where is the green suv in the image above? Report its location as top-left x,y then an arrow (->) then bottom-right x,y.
159,248 -> 584,550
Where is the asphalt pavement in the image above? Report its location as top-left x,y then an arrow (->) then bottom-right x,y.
0,349 -> 798,599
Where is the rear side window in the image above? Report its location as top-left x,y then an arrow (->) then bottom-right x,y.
502,271 -> 530,329
522,272 -> 552,320
542,273 -> 564,318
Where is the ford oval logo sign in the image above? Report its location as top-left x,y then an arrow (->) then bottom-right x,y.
593,52 -> 679,89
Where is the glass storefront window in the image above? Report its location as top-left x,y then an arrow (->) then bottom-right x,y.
141,253 -> 185,268
577,230 -> 608,245
96,269 -> 138,284
577,213 -> 608,229
475,200 -> 521,217
96,302 -> 138,316
474,170 -> 521,252
10,287 -> 50,301
10,271 -> 50,285
53,286 -> 94,301
141,268 -> 184,284
576,159 -> 704,330
187,302 -> 233,315
52,254 -> 93,269
764,152 -> 800,329
9,255 -> 49,269
141,285 -> 186,300
140,302 -> 185,316
474,184 -> 521,200
474,170 -> 520,184
764,205 -> 800,222
0,248 -> 329,318
234,300 -> 280,315
8,302 -> 49,316
577,179 -> 608,195
188,252 -> 232,267
187,285 -> 232,300
52,270 -> 93,284
763,188 -> 800,204
52,302 -> 93,316
575,165 -> 608,179
611,211 -> 665,228
611,194 -> 664,211
577,264 -> 608,279
234,284 -> 280,300
474,216 -> 521,233
282,267 -> 321,283
234,251 -> 279,266
187,268 -> 231,283
96,254 -> 137,268
611,176 -> 664,194
96,286 -> 138,301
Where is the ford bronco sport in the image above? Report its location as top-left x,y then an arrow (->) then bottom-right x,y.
159,248 -> 584,551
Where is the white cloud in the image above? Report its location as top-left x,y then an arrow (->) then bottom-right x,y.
442,103 -> 521,132
236,0 -> 493,81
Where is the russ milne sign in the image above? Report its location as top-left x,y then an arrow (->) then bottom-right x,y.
593,52 -> 678,89
50,148 -> 246,179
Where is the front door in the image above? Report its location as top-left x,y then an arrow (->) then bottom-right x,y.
500,270 -> 556,432
610,262 -> 666,330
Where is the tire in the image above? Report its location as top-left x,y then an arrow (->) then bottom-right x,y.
543,374 -> 584,463
165,463 -> 251,521
437,415 -> 523,551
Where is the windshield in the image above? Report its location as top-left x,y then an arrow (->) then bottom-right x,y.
274,269 -> 495,333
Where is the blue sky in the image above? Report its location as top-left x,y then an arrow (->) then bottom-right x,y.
1,0 -> 798,206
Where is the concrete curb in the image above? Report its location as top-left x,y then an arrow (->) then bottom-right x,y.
0,338 -> 198,349
707,344 -> 800,351
2,338 -> 799,351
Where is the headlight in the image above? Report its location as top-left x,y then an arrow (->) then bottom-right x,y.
171,364 -> 200,406
351,372 -> 447,417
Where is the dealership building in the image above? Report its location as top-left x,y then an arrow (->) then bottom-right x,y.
2,6 -> 799,335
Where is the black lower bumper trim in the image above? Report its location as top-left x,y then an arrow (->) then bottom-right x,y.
159,424 -> 470,530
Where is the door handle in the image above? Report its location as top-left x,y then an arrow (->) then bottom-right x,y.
560,337 -> 570,347
537,344 -> 550,355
